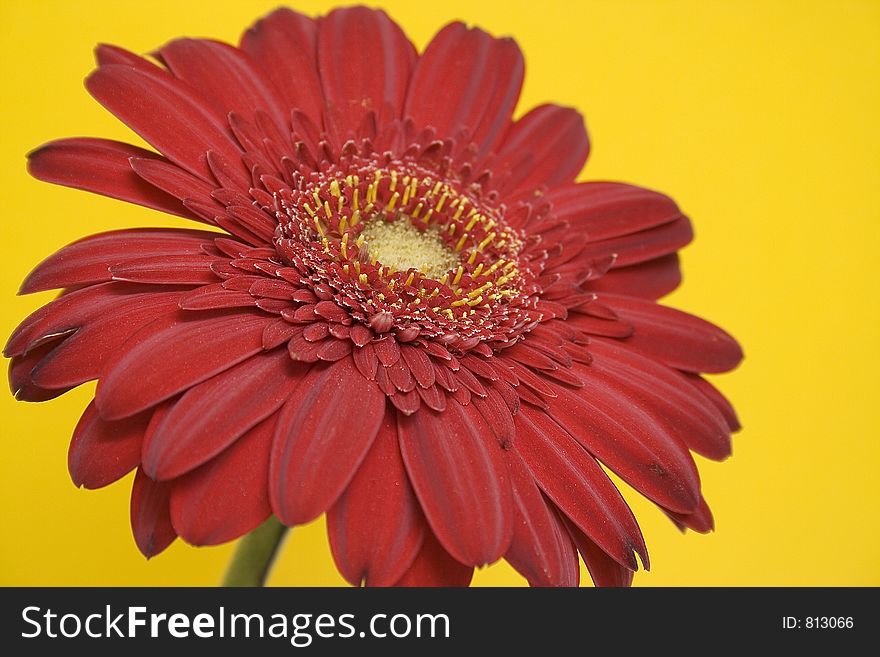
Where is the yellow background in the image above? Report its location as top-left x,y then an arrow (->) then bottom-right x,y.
1,0 -> 878,586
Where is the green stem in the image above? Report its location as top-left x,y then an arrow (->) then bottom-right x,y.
222,516 -> 288,587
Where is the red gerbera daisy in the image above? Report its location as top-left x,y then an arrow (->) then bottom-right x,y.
5,6 -> 742,587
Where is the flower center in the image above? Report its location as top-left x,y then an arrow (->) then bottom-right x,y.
358,218 -> 458,279
272,153 -> 544,351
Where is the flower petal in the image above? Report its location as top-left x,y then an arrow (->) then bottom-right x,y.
109,254 -> 221,285
662,494 -> 715,534
514,405 -> 647,571
158,38 -> 289,135
68,400 -> 148,489
143,349 -> 304,480
19,228 -> 217,294
405,22 -> 523,154
397,401 -> 513,566
684,374 -> 741,432
599,293 -> 744,373
588,339 -> 732,459
130,469 -> 176,558
318,7 -> 416,141
240,8 -> 323,125
169,415 -> 276,545
27,138 -> 196,219
495,105 -> 590,194
8,341 -> 73,402
587,254 -> 682,300
328,409 -> 425,587
503,450 -> 579,587
563,517 -> 635,587
547,182 -> 684,241
546,366 -> 702,514
392,530 -> 473,587
30,289 -> 184,389
579,216 -> 693,268
270,358 -> 385,525
96,310 -> 268,420
86,63 -> 242,181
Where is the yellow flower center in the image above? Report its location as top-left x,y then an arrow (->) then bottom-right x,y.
359,217 -> 459,279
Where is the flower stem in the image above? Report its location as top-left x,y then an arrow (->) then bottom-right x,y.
222,515 -> 288,587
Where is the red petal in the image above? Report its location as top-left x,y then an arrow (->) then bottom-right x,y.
7,282 -> 141,358
373,336 -> 401,366
400,344 -> 435,388
19,228 -> 217,294
142,349 -> 303,480
663,495 -> 715,534
547,369 -> 701,513
587,254 -> 682,300
503,450 -> 579,587
416,384 -> 447,412
578,216 -> 693,268
547,182 -> 684,241
130,469 -> 176,558
318,7 -> 416,141
684,374 -> 741,432
397,401 -> 513,566
392,531 -> 473,587
328,410 -> 425,587
8,341 -> 73,402
86,64 -> 241,181
27,138 -> 195,219
270,358 -> 385,525
588,339 -> 732,459
405,22 -> 523,154
471,385 -> 515,446
514,405 -> 647,571
128,156 -> 221,212
389,388 -> 421,415
240,8 -> 324,125
68,401 -> 148,489
178,284 -> 256,311
599,293 -> 744,373
30,289 -> 184,389
158,39 -> 288,137
109,254 -> 221,285
563,517 -> 635,587
169,415 -> 276,545
496,105 -> 589,194
96,310 -> 268,420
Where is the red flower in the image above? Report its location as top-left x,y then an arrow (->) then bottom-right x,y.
6,6 -> 742,586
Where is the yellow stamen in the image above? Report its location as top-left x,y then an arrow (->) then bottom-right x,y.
478,232 -> 496,251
